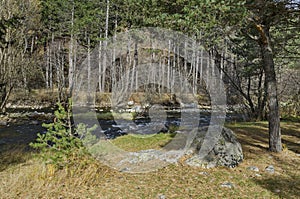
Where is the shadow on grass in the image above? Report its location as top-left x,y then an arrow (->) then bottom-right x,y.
256,154 -> 300,198
281,126 -> 300,140
0,144 -> 33,172
281,124 -> 300,153
228,121 -> 300,198
253,175 -> 300,199
226,122 -> 269,157
227,121 -> 300,154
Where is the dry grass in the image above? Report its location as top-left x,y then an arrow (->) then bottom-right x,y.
7,88 -> 58,107
0,121 -> 299,198
94,92 -> 210,108
0,144 -> 32,172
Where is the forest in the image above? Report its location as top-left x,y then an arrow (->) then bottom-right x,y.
0,0 -> 299,198
1,0 -> 299,149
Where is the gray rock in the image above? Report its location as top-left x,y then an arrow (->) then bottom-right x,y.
30,120 -> 39,125
158,194 -> 166,199
120,167 -> 130,172
118,149 -> 182,166
247,166 -> 259,172
127,101 -> 134,106
265,165 -> 275,173
199,171 -> 209,176
186,127 -> 243,168
186,156 -> 217,168
220,182 -> 234,188
115,127 -> 243,172
0,120 -> 8,126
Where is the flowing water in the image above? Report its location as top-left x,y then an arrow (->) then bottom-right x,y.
0,108 -> 245,147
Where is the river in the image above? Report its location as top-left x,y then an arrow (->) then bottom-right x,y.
0,108 -> 246,147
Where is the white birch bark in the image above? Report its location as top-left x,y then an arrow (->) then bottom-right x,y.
87,36 -> 91,94
101,0 -> 109,92
68,0 -> 75,90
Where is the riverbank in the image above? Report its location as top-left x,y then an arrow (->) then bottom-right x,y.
0,121 -> 299,198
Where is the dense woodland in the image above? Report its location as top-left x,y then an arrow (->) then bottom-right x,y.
0,0 -> 299,152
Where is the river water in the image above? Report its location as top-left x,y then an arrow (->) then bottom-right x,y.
0,109 -> 246,147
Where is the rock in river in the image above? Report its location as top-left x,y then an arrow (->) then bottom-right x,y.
0,120 -> 8,126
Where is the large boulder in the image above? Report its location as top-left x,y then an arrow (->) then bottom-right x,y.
186,127 -> 243,168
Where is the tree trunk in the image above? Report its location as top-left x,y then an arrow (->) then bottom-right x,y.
98,34 -> 102,92
101,0 -> 109,92
0,83 -> 12,112
45,41 -> 49,89
87,35 -> 91,95
50,33 -> 54,89
68,0 -> 75,92
258,25 -> 282,152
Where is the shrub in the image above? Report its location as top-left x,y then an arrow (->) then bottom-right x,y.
30,100 -> 97,168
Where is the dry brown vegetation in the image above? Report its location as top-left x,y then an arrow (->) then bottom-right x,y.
0,121 -> 299,198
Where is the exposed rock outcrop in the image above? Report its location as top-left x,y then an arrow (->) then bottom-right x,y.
186,127 -> 243,168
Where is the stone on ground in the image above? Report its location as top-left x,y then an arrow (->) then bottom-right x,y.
186,127 -> 243,168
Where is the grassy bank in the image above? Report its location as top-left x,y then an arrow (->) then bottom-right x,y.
0,121 -> 299,198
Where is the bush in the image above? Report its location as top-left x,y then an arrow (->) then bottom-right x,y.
30,101 -> 97,168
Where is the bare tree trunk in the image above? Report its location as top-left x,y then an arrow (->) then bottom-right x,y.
256,69 -> 267,120
112,17 -> 117,92
30,36 -> 34,54
134,43 -> 138,91
160,57 -> 164,93
200,48 -> 203,87
101,0 -> 110,92
68,0 -> 75,91
87,36 -> 91,94
0,84 -> 12,112
258,25 -> 282,152
50,33 -> 54,89
195,49 -> 199,94
167,40 -> 171,92
184,42 -> 187,74
98,34 -> 102,92
206,54 -> 210,90
57,41 -> 62,103
191,41 -> 196,94
125,35 -> 131,93
45,41 -> 49,89
22,37 -> 28,90
61,44 -> 65,89
172,44 -> 176,93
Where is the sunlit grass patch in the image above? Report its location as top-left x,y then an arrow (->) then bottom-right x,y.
112,133 -> 175,152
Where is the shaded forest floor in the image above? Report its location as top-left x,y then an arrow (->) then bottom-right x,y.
0,121 -> 299,198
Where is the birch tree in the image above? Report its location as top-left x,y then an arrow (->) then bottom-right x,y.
0,0 -> 41,112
